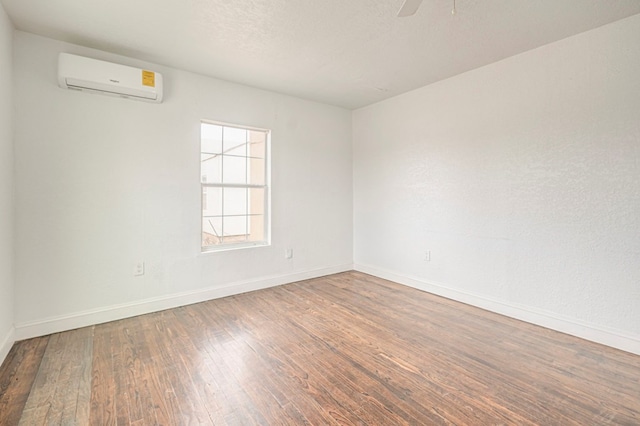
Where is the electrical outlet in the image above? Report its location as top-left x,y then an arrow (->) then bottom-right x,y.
134,262 -> 145,276
285,248 -> 293,259
424,251 -> 431,262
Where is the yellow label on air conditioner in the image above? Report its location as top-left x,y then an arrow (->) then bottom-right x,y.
142,70 -> 155,87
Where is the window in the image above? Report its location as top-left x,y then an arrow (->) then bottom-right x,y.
201,121 -> 270,251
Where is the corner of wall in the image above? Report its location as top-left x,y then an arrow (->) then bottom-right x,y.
0,326 -> 16,366
0,0 -> 15,368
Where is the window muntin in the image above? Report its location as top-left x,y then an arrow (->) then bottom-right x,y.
201,121 -> 269,251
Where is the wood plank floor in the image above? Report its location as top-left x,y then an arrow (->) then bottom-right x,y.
1,271 -> 639,425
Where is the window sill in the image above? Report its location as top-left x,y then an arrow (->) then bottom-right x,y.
201,241 -> 270,254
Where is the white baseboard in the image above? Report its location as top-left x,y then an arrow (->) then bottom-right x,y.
15,263 -> 353,341
354,263 -> 640,356
0,325 -> 15,367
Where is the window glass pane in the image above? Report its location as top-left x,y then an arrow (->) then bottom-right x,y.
223,188 -> 247,216
226,144 -> 247,157
201,154 -> 222,183
223,127 -> 247,156
248,131 -> 266,159
223,155 -> 247,184
202,187 -> 222,217
248,187 -> 265,215
223,216 -> 247,237
248,215 -> 264,242
249,157 -> 265,185
202,217 -> 222,246
201,123 -> 222,154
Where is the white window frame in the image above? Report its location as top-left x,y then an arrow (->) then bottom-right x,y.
200,120 -> 271,253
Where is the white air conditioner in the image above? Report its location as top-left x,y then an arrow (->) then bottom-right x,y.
58,53 -> 163,103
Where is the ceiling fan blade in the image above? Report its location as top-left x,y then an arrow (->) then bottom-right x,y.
397,0 -> 423,17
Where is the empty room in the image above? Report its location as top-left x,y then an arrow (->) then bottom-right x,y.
1,0 -> 640,424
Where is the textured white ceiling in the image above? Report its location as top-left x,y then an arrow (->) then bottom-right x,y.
2,0 -> 640,109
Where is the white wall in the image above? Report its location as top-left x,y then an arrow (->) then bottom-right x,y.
353,14 -> 640,354
13,32 -> 353,337
0,4 -> 14,363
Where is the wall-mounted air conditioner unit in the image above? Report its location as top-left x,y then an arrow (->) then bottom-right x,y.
57,53 -> 163,103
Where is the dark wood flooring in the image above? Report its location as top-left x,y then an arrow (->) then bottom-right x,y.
1,271 -> 639,425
